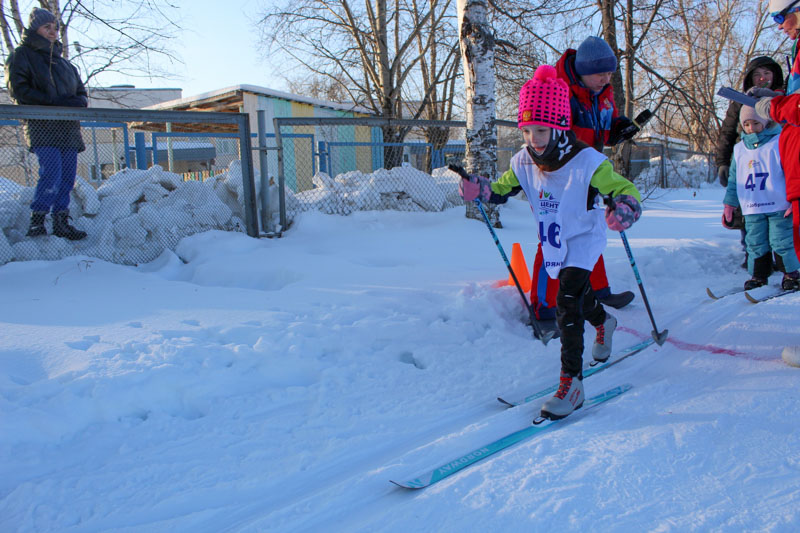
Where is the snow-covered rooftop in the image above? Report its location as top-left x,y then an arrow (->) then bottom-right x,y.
146,84 -> 374,115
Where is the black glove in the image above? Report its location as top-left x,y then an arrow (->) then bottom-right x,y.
608,117 -> 637,146
607,109 -> 653,145
717,165 -> 729,187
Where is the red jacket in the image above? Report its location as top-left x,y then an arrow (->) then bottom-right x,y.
555,49 -> 621,151
769,94 -> 800,201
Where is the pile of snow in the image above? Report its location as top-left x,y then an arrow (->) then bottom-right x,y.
636,153 -> 712,188
287,165 -> 454,216
0,162 -> 252,266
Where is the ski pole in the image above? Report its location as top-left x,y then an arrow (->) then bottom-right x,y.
473,200 -> 552,344
604,195 -> 667,345
448,164 -> 552,344
618,228 -> 669,346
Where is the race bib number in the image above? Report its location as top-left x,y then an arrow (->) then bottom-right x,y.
539,221 -> 561,248
744,171 -> 769,191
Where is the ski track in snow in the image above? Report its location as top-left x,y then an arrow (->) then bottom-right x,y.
1,187 -> 800,532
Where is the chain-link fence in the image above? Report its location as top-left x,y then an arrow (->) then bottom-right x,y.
0,105 -> 716,267
270,117 -> 523,228
624,142 -> 714,189
0,104 -> 258,266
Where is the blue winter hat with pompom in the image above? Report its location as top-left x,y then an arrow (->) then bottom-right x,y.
574,36 -> 618,76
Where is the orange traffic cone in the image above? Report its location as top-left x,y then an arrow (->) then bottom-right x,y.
508,242 -> 531,293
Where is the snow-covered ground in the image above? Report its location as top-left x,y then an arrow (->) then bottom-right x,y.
1,184 -> 799,532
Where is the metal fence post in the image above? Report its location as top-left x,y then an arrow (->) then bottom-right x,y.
122,126 -> 131,169
257,110 -> 271,234
235,113 -> 259,237
134,132 -> 147,170
166,122 -> 174,172
318,140 -> 327,174
91,126 -> 100,181
273,118 -> 287,231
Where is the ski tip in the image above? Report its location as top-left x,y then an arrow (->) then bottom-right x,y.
390,479 -> 426,490
497,397 -> 515,408
616,383 -> 634,394
652,329 -> 669,346
744,291 -> 760,303
706,287 -> 719,300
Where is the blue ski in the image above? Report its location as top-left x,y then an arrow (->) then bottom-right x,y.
706,286 -> 747,300
497,337 -> 654,408
390,384 -> 632,490
744,288 -> 798,303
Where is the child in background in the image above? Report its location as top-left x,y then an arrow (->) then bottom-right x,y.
715,56 -> 784,187
458,65 -> 642,420
723,105 -> 800,290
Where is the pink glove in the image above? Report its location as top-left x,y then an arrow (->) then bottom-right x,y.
605,195 -> 642,231
458,175 -> 492,203
723,204 -> 735,224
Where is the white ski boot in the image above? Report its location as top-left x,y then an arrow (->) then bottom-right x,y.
592,313 -> 617,363
539,372 -> 584,421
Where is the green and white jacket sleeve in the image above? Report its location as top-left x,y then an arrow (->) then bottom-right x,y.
484,167 -> 524,204
589,160 -> 641,201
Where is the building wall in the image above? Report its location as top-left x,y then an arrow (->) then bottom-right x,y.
245,92 -> 374,193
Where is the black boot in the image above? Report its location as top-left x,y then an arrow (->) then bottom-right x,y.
52,210 -> 87,241
744,253 -> 773,290
782,271 -> 800,291
26,211 -> 47,237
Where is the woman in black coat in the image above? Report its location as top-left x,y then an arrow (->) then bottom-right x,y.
4,8 -> 88,240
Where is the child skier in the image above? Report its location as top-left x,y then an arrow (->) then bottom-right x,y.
458,65 -> 642,420
528,36 -> 638,336
723,104 -> 800,290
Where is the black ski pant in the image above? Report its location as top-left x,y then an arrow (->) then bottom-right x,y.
556,266 -> 608,377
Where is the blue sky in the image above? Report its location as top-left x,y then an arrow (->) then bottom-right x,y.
88,0 -> 290,98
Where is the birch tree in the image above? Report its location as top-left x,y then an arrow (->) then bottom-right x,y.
458,0 -> 501,226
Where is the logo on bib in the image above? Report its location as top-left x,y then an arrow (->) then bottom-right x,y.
538,190 -> 559,215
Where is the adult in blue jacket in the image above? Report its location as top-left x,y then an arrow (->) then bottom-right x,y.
5,7 -> 88,240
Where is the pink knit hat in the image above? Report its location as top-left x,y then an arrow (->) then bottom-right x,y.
518,65 -> 571,130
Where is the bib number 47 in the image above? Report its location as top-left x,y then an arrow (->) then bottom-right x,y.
745,172 -> 769,191
539,221 -> 561,248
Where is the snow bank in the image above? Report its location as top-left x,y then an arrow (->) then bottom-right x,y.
636,153 -> 712,188
287,165 -> 454,216
0,162 -> 248,266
